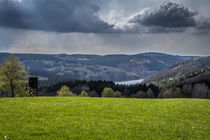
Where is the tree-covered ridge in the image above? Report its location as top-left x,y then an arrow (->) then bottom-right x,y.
0,52 -> 195,82
146,56 -> 210,83
153,67 -> 210,99
151,67 -> 210,87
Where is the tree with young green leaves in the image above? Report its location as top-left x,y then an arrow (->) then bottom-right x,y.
102,87 -> 115,97
80,90 -> 89,97
0,56 -> 27,97
57,86 -> 74,96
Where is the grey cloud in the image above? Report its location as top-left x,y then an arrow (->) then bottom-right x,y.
1,0 -> 209,34
196,18 -> 210,30
0,0 -> 114,33
130,1 -> 198,28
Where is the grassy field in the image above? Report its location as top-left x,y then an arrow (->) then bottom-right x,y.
0,97 -> 209,140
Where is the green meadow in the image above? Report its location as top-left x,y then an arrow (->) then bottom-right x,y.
0,97 -> 209,140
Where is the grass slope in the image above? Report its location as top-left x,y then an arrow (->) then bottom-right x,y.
0,97 -> 209,140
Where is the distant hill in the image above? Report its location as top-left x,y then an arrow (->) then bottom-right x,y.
0,52 -> 196,82
145,56 -> 210,83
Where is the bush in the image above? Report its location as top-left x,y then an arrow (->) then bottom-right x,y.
102,88 -> 115,97
57,86 -> 75,96
80,90 -> 89,97
19,88 -> 35,97
132,91 -> 147,98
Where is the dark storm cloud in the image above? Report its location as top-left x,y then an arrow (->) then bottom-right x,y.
0,0 -> 114,33
0,0 -> 210,56
130,1 -> 198,28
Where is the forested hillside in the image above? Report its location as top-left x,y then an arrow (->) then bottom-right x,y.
0,52 -> 195,82
146,57 -> 210,83
145,59 -> 210,99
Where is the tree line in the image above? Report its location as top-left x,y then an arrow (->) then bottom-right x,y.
39,80 -> 160,98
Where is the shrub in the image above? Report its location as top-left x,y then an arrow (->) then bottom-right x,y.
19,88 -> 35,97
57,86 -> 74,96
14,87 -> 27,97
80,90 -> 89,97
102,88 -> 115,97
132,91 -> 147,98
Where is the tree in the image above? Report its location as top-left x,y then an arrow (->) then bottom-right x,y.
102,87 -> 115,97
131,91 -> 147,98
182,84 -> 193,97
192,83 -> 209,98
82,85 -> 90,92
115,91 -> 122,98
0,56 -> 27,97
160,87 -> 183,98
208,91 -> 210,99
148,84 -> 160,97
88,90 -> 99,97
146,88 -> 155,98
57,86 -> 74,96
71,85 -> 82,95
80,90 -> 89,97
122,89 -> 130,97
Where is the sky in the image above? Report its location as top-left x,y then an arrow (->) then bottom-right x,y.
0,0 -> 210,56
